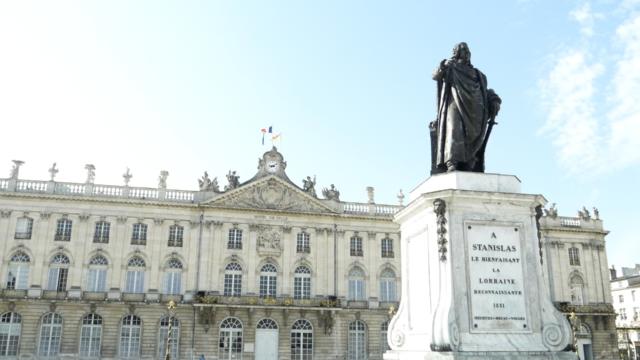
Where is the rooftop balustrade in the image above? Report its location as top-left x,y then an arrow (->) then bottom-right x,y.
0,176 -> 402,217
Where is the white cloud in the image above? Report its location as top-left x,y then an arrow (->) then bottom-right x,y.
539,50 -> 603,173
569,2 -> 602,37
607,14 -> 640,169
540,3 -> 640,175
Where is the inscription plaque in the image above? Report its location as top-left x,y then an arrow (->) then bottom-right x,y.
465,222 -> 528,332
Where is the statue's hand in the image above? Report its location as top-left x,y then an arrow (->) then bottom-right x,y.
490,100 -> 501,118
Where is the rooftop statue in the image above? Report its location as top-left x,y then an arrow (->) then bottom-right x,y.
302,175 -> 317,198
322,184 -> 340,201
430,42 -> 502,174
225,170 -> 240,191
198,171 -> 220,192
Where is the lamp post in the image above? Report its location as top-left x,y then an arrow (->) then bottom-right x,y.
165,300 -> 177,360
568,311 -> 579,352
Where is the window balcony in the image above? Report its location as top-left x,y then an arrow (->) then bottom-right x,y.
1,289 -> 27,299
54,234 -> 71,241
296,246 -> 311,254
14,232 -> 32,240
122,292 -> 145,302
161,294 -> 183,303
42,290 -> 67,300
83,291 -> 107,301
194,293 -> 341,308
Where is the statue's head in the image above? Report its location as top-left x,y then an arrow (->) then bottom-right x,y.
452,42 -> 471,64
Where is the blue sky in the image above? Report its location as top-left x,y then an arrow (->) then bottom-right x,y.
1,1 -> 639,268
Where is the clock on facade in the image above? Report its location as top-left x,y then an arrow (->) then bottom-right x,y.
267,160 -> 279,173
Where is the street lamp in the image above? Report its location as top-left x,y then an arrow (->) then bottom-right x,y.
165,300 -> 177,360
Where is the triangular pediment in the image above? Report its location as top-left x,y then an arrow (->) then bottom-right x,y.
203,176 -> 336,214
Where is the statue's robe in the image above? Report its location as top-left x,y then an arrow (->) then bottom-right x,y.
434,61 -> 492,172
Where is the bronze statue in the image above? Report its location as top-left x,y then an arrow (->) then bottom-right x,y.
430,42 -> 502,174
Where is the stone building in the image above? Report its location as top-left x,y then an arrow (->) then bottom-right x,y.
610,264 -> 640,359
539,206 -> 618,360
0,147 -> 402,360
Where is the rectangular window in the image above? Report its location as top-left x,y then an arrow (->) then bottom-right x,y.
568,247 -> 580,266
620,295 -> 625,303
54,219 -> 72,241
168,225 -> 184,247
163,272 -> 181,295
633,290 -> 636,302
86,269 -> 107,292
47,268 -> 68,291
6,264 -> 29,290
620,308 -> 627,320
349,279 -> 365,301
94,221 -> 110,243
296,232 -> 311,253
294,277 -> 311,299
125,271 -> 144,293
14,217 -> 33,239
350,236 -> 363,257
259,275 -> 277,298
224,274 -> 242,296
380,279 -> 396,302
227,229 -> 242,250
131,223 -> 147,245
381,238 -> 394,258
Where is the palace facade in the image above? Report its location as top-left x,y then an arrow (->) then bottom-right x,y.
539,209 -> 618,360
0,148 -> 401,360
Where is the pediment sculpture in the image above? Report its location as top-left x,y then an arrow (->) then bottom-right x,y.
211,178 -> 333,213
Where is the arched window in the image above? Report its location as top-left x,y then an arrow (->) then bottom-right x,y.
570,274 -> 585,305
14,217 -> 33,239
348,320 -> 367,360
228,228 -> 243,249
125,257 -> 146,293
131,223 -> 148,245
224,263 -> 242,296
168,225 -> 184,247
219,317 -> 243,360
158,316 -> 180,360
256,318 -> 278,329
291,319 -> 313,360
93,221 -> 110,243
6,251 -> 30,290
86,255 -> 108,292
0,312 -> 21,357
294,266 -> 311,300
296,232 -> 310,253
119,315 -> 142,359
38,313 -> 63,357
79,313 -> 102,358
54,218 -> 72,241
380,321 -> 390,354
348,267 -> 366,301
47,254 -> 70,292
259,263 -> 277,298
379,269 -> 396,302
163,259 -> 183,295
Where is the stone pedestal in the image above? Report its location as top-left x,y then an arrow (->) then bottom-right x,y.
385,172 -> 576,360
